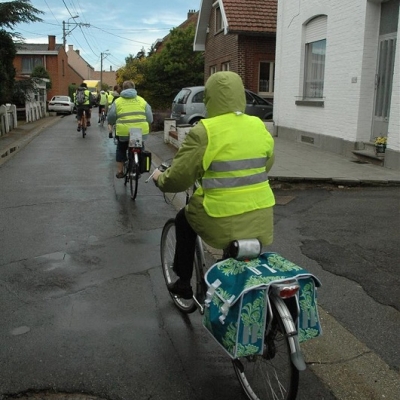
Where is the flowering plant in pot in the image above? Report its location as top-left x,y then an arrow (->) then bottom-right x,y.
374,136 -> 387,154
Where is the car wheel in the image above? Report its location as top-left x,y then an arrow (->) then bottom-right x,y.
190,117 -> 202,126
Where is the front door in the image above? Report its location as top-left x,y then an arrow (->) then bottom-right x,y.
372,33 -> 397,140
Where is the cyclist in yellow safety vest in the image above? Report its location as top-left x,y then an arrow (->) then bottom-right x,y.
107,80 -> 153,178
152,71 -> 275,299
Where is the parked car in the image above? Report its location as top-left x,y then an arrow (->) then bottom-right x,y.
171,86 -> 273,125
48,95 -> 75,115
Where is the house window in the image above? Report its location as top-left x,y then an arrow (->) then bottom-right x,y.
210,65 -> 217,75
215,6 -> 224,32
21,56 -> 43,74
303,15 -> 327,99
221,62 -> 230,71
304,39 -> 326,98
259,62 -> 275,94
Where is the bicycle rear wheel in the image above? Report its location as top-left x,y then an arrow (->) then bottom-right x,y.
129,159 -> 139,200
232,299 -> 299,400
82,112 -> 86,138
160,218 -> 197,313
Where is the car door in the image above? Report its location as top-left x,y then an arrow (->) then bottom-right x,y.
245,90 -> 273,120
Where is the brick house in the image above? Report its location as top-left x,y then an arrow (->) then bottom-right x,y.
274,0 -> 399,170
14,35 -> 83,101
66,45 -> 117,91
194,0 -> 277,100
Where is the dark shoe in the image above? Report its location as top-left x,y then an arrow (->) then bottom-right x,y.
115,171 -> 125,179
167,279 -> 193,299
108,132 -> 113,139
87,122 -> 91,127
77,126 -> 81,132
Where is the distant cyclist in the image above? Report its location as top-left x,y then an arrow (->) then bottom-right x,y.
75,82 -> 93,131
98,90 -> 108,123
107,80 -> 153,179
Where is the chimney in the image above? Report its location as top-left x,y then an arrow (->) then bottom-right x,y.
68,44 -> 73,52
48,35 -> 56,51
76,49 -> 80,55
187,9 -> 196,19
110,65 -> 113,72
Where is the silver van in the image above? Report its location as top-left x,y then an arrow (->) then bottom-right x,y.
171,86 -> 273,126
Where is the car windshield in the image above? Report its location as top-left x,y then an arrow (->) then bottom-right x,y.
173,89 -> 190,104
53,96 -> 69,101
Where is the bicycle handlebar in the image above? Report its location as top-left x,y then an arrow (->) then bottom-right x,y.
145,162 -> 170,183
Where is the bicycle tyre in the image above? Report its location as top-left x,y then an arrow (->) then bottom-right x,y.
129,160 -> 139,200
160,218 -> 197,314
123,159 -> 130,186
232,298 -> 299,400
82,112 -> 86,138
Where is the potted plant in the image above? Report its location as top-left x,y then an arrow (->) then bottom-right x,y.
374,136 -> 387,155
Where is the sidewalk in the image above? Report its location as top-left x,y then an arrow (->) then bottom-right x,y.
1,116 -> 400,185
146,130 -> 400,186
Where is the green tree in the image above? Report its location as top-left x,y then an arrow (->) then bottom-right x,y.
31,65 -> 52,90
0,0 -> 43,104
143,24 -> 204,110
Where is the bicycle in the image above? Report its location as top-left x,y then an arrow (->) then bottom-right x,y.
100,109 -> 106,127
150,163 -> 321,400
122,139 -> 151,201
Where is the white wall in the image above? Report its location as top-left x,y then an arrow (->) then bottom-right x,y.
275,0 -> 395,145
387,14 -> 400,152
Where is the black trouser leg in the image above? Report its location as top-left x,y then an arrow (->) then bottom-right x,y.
174,208 -> 197,282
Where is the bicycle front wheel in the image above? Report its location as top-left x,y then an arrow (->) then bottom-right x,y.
129,160 -> 139,200
160,218 -> 197,313
232,299 -> 299,400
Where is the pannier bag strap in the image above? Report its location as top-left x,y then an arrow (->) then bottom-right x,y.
219,295 -> 236,324
205,279 -> 221,307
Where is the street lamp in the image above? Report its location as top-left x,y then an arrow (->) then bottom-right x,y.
100,50 -> 110,90
62,16 -> 90,48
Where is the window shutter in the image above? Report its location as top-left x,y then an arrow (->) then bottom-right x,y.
305,16 -> 327,43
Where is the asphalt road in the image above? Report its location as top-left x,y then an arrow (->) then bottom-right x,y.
0,115 -> 399,399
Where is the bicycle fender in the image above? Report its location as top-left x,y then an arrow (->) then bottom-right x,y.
271,295 -> 307,371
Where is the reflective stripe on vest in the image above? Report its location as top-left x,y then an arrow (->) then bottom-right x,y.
202,170 -> 269,189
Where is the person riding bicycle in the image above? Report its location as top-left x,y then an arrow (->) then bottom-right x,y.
98,90 -> 108,123
75,82 -> 93,131
152,71 -> 275,299
107,80 -> 153,179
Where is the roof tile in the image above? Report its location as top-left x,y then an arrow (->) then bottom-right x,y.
223,0 -> 277,34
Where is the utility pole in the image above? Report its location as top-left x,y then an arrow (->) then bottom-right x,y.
62,16 -> 90,48
100,51 -> 110,90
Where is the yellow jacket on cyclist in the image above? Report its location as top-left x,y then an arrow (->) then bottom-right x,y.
156,71 -> 275,249
107,87 -> 153,138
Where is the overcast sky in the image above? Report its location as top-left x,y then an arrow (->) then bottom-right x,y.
13,0 -> 201,71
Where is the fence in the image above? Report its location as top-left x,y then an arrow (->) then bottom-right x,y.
0,101 -> 47,137
0,104 -> 17,137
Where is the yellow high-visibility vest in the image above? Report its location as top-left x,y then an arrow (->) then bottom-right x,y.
114,96 -> 149,137
201,113 -> 275,217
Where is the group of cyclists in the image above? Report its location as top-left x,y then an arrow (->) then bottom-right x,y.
74,83 -> 121,134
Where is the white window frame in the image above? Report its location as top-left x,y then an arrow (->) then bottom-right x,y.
259,61 -> 275,95
303,15 -> 327,100
210,65 -> 217,75
221,62 -> 230,71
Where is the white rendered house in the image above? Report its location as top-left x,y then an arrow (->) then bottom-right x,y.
274,0 -> 399,169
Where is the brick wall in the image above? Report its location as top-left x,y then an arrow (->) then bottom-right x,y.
204,10 -> 276,97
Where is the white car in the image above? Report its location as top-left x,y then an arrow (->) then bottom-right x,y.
48,95 -> 75,115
